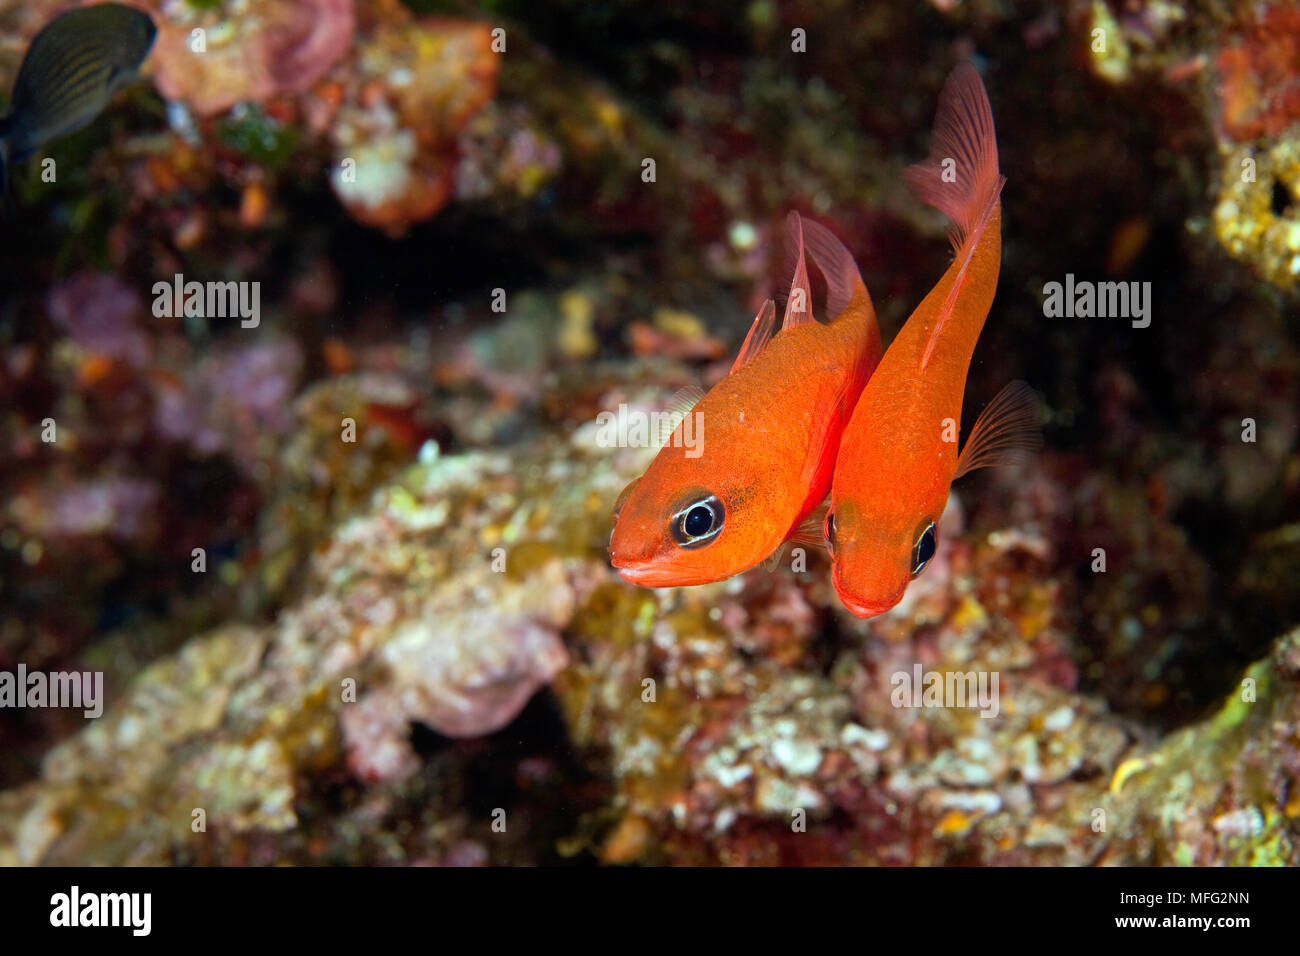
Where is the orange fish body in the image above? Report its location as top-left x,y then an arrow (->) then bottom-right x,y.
827,63 -> 1037,617
610,215 -> 883,587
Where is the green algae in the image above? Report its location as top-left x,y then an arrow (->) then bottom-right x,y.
218,105 -> 299,171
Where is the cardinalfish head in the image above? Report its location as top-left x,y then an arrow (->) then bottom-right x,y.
825,497 -> 940,618
608,460 -> 767,588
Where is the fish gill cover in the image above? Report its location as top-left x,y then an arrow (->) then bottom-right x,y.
0,0 -> 1293,880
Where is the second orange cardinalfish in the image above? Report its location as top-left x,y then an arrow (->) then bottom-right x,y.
609,212 -> 884,586
826,62 -> 1041,618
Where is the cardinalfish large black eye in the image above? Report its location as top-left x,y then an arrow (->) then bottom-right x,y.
910,520 -> 937,577
671,494 -> 724,548
0,3 -> 157,190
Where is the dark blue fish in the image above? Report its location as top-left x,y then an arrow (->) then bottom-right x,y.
0,3 -> 156,188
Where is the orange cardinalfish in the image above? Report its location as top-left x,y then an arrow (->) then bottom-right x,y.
609,212 -> 884,587
826,62 -> 1041,618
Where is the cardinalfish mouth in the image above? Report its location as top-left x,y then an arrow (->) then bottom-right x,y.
609,549 -> 694,587
611,561 -> 669,586
835,593 -> 902,619
832,573 -> 906,618
840,598 -> 896,619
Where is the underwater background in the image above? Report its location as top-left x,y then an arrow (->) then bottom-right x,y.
0,0 -> 1297,866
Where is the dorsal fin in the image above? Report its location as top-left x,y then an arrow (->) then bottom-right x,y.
781,211 -> 815,329
901,62 -> 1006,368
954,380 -> 1042,480
731,299 -> 777,372
800,218 -> 868,320
730,213 -> 865,373
654,384 -> 707,448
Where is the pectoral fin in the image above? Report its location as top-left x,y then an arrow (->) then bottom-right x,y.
787,502 -> 829,548
954,380 -> 1043,480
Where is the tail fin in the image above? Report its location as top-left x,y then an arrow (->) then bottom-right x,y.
901,61 -> 1004,257
901,62 -> 1004,367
